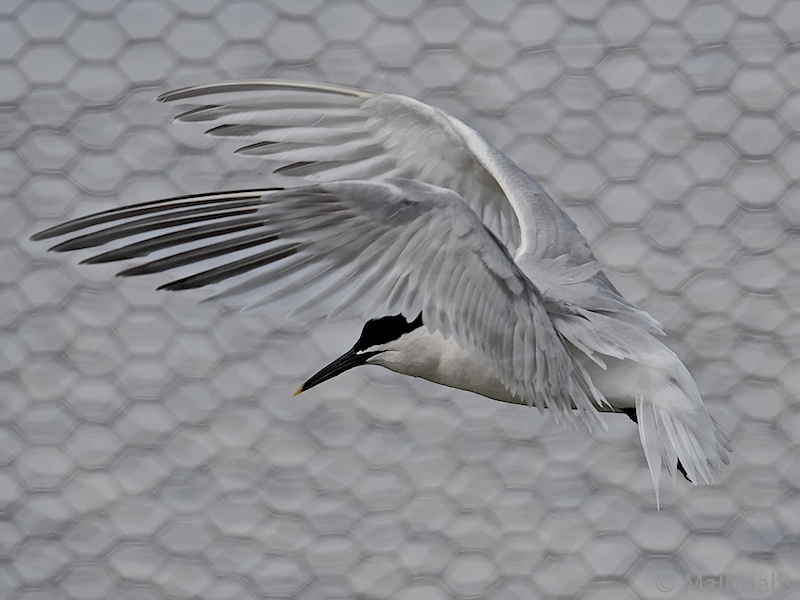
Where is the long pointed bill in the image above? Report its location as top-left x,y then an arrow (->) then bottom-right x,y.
294,346 -> 376,396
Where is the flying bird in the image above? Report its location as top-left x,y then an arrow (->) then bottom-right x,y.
32,80 -> 730,505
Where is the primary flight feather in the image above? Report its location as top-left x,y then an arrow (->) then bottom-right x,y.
32,80 -> 730,506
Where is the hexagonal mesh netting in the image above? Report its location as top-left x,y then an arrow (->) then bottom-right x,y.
4,1 -> 800,599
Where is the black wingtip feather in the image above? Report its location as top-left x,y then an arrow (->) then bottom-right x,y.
206,124 -> 264,137
274,161 -> 316,174
154,244 -> 298,292
80,219 -> 269,267
155,90 -> 176,102
80,255 -> 113,265
118,263 -> 164,277
114,230 -> 281,279
50,237 -> 100,253
233,140 -> 279,154
173,105 -> 225,123
30,189 -> 283,253
29,230 -> 51,242
34,223 -> 94,243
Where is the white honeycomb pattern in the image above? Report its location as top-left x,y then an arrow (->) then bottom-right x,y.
5,1 -> 800,599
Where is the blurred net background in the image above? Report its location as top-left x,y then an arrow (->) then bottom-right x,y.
3,0 -> 800,598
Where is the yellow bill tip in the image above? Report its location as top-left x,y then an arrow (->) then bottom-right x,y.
293,385 -> 304,397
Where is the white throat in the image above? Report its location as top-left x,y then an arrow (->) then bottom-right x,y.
367,327 -> 521,405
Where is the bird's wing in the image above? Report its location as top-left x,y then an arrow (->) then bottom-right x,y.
157,80 -> 595,263
33,178 -> 608,429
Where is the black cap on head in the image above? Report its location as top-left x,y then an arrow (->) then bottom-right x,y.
353,313 -> 423,352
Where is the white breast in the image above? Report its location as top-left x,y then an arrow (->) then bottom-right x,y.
367,327 -> 523,405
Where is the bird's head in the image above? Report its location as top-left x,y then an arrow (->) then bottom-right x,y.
294,313 -> 423,395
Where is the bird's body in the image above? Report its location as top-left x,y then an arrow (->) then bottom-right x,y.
375,324 -> 670,413
33,80 -> 730,505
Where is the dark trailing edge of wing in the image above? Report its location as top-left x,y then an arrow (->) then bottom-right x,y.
29,188 -> 308,294
206,124 -> 272,137
30,189 -> 279,243
172,105 -> 233,123
49,205 -> 262,253
81,218 -> 268,265
156,243 -> 299,291
233,140 -> 280,153
156,81 -> 365,104
273,161 -> 318,174
117,231 -> 280,277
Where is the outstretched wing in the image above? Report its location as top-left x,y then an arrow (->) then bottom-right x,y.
32,178 -> 608,428
157,80 -> 597,265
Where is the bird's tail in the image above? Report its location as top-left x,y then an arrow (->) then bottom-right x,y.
634,360 -> 731,509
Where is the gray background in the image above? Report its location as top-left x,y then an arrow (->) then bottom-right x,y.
4,0 -> 800,598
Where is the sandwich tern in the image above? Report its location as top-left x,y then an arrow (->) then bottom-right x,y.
32,80 -> 730,505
